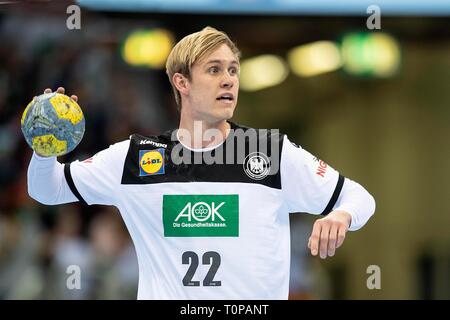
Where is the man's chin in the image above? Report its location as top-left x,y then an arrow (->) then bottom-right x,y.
196,103 -> 236,123
221,107 -> 235,120
203,112 -> 234,125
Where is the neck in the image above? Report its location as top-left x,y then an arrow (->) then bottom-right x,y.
178,111 -> 231,149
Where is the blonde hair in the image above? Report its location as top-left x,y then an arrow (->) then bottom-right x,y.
166,26 -> 241,109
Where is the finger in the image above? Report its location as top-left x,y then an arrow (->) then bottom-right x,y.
336,225 -> 347,248
56,87 -> 65,94
327,224 -> 338,257
319,222 -> 330,259
309,222 -> 321,257
71,95 -> 78,102
44,88 -> 52,94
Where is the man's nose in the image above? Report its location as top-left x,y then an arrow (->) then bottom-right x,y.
220,74 -> 234,88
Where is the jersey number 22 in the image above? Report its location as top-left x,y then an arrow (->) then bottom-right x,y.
182,251 -> 221,287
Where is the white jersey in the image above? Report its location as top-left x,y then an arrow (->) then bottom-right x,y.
35,122 -> 374,299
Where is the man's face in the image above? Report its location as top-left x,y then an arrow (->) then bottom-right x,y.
185,44 -> 239,122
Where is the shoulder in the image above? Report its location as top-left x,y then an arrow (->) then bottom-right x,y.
124,130 -> 175,163
111,139 -> 132,151
82,139 -> 131,166
230,121 -> 285,144
129,130 -> 174,149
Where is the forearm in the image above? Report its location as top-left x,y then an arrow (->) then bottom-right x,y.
333,177 -> 376,231
27,152 -> 78,205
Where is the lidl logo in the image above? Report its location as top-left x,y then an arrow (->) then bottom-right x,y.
139,149 -> 165,176
163,195 -> 239,237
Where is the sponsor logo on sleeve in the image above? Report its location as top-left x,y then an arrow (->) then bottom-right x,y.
83,157 -> 93,164
163,195 -> 239,237
82,151 -> 100,164
313,157 -> 328,177
139,148 -> 165,176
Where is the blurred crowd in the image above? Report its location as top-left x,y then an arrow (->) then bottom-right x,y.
0,13 -> 175,299
0,12 -> 324,299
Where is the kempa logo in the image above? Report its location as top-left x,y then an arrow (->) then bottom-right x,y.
139,139 -> 167,148
163,195 -> 239,237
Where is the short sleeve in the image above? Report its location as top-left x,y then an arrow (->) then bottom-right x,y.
281,135 -> 344,215
65,140 -> 130,206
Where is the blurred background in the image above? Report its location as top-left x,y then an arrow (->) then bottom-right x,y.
0,0 -> 449,299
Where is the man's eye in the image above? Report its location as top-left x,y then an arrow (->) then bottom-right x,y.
229,68 -> 238,75
209,67 -> 219,73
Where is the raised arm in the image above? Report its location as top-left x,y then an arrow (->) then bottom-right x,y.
27,152 -> 78,205
26,87 -> 80,205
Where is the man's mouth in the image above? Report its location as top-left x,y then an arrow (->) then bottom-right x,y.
216,93 -> 234,101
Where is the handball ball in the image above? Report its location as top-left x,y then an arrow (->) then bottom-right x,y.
21,92 -> 85,157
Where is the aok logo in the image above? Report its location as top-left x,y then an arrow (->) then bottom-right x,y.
175,202 -> 226,222
163,195 -> 239,237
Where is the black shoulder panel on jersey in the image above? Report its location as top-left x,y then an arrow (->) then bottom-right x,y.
120,122 -> 285,190
64,163 -> 88,206
321,174 -> 345,215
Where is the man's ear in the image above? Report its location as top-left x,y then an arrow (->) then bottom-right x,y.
172,73 -> 190,95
